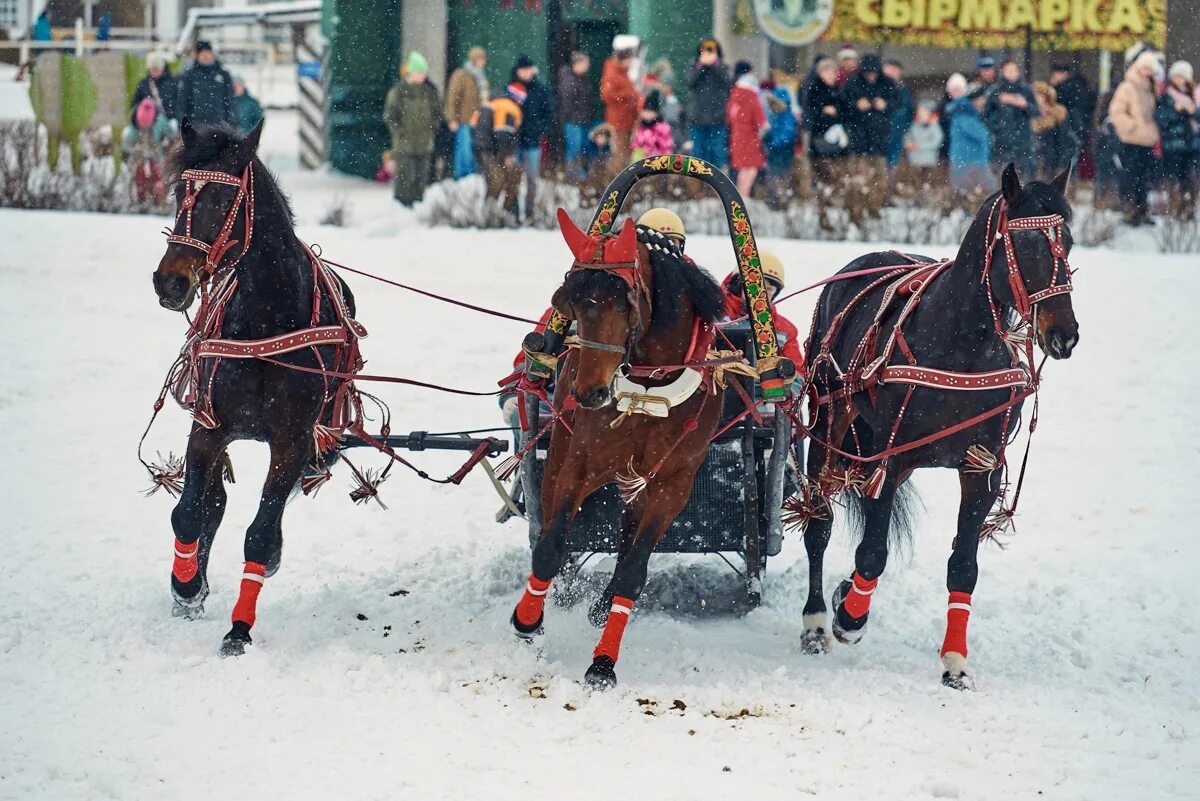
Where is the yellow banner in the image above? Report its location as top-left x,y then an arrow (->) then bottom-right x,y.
823,0 -> 1167,51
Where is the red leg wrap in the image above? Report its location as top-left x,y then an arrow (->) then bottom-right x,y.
842,572 -> 878,619
940,591 -> 972,657
172,538 -> 199,583
593,596 -> 635,662
231,562 -> 268,627
514,574 -> 552,628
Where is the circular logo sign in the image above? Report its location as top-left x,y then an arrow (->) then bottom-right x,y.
753,0 -> 835,47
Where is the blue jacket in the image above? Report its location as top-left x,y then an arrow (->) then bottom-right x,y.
765,88 -> 797,153
33,13 -> 51,41
946,96 -> 990,169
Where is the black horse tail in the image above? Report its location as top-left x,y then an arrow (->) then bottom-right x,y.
842,479 -> 922,556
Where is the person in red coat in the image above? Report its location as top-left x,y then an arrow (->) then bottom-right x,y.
600,48 -> 640,175
719,251 -> 803,371
726,60 -> 768,198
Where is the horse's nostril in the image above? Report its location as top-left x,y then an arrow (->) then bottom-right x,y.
167,273 -> 191,297
579,388 -> 612,409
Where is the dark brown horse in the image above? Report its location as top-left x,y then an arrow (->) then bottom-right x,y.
796,165 -> 1079,688
152,121 -> 361,656
510,211 -> 726,689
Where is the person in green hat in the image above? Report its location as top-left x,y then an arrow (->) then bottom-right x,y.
383,51 -> 444,205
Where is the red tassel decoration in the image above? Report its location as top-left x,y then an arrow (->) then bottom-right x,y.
964,444 -> 998,474
349,467 -> 388,509
313,424 -> 343,455
862,466 -> 887,499
494,453 -> 522,482
144,453 -> 185,497
300,470 -> 332,497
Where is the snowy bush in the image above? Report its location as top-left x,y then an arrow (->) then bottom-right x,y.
1153,206 -> 1200,253
319,194 -> 351,227
1072,207 -> 1123,248
0,121 -> 168,215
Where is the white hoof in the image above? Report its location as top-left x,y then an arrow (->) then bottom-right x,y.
941,652 -> 975,690
800,612 -> 832,654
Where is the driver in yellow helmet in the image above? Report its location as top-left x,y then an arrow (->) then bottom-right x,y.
721,251 -> 803,368
636,207 -> 687,246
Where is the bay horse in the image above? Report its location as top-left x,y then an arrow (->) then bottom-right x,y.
796,165 -> 1079,688
152,121 -> 362,656
509,210 -> 726,689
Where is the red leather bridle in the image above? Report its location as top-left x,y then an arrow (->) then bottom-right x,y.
557,209 -> 649,356
982,198 -> 1074,329
166,165 -> 255,279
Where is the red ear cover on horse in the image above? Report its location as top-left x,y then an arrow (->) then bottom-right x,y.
557,208 -> 592,260
609,217 -> 637,263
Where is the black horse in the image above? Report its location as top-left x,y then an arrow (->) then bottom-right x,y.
797,165 -> 1080,688
152,121 -> 358,656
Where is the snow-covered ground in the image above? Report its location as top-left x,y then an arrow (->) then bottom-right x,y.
2,77 -> 1199,800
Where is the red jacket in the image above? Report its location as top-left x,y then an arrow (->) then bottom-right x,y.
600,57 -> 640,134
726,83 -> 766,170
721,285 -> 803,368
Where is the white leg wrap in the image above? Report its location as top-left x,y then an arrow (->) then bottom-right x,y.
941,651 -> 969,676
803,612 -> 829,631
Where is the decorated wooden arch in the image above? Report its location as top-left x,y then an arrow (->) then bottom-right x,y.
529,154 -> 790,401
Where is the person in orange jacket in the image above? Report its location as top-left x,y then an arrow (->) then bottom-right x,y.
719,251 -> 804,370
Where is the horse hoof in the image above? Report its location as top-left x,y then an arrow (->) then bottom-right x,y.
218,622 -> 252,658
510,609 -> 544,641
942,671 -> 975,691
172,599 -> 206,620
171,578 -> 208,619
800,629 -> 830,654
831,581 -> 868,645
941,653 -> 974,690
584,656 -> 617,691
800,613 -> 831,654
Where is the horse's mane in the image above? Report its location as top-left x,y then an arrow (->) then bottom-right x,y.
558,224 -> 724,333
638,225 -> 725,331
167,123 -> 294,225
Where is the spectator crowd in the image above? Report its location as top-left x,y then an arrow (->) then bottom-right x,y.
382,38 -> 1199,228
122,40 -> 265,204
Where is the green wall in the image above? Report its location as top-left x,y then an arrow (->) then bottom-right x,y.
629,0 -> 713,108
326,0 -> 402,178
447,2 -> 549,92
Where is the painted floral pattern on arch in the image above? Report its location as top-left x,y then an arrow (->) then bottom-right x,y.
728,201 -> 778,358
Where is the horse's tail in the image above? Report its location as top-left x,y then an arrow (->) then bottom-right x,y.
842,478 -> 921,555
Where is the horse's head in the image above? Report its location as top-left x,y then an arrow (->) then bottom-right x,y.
551,209 -> 650,410
154,119 -> 263,312
987,163 -> 1079,360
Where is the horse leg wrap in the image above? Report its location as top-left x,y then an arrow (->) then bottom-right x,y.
593,596 -> 635,662
172,538 -> 199,584
231,562 -> 268,627
940,591 -> 972,659
514,574 -> 551,628
842,572 -> 878,620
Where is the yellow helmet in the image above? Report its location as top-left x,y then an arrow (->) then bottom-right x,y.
760,251 -> 785,288
637,208 -> 686,242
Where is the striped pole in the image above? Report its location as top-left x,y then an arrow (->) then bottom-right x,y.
295,27 -> 326,170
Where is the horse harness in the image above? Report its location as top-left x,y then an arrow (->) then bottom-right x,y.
803,196 -> 1074,499
161,164 -> 368,442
